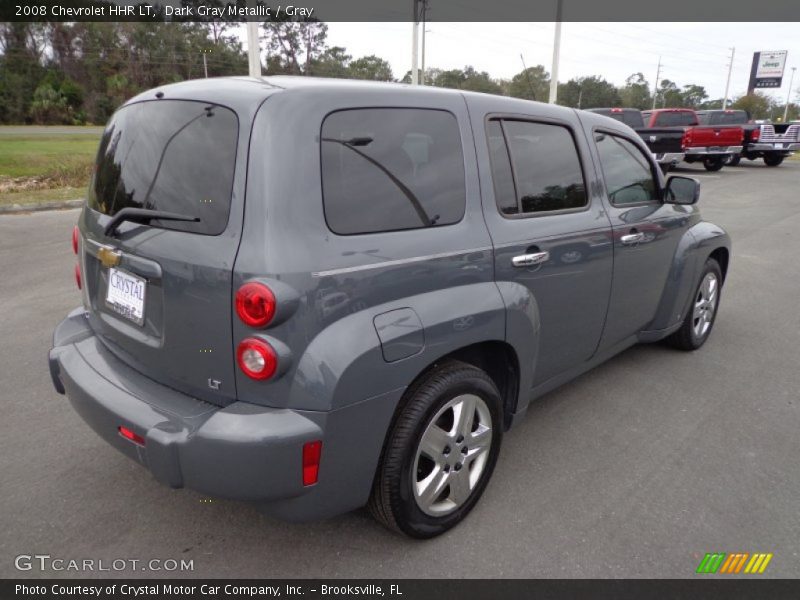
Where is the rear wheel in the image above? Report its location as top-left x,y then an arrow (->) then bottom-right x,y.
725,155 -> 741,166
666,258 -> 722,351
703,157 -> 725,171
369,360 -> 503,538
763,154 -> 784,167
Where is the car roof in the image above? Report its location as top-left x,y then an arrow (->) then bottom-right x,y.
122,75 -> 578,119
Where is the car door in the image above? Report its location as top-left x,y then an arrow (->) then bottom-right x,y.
474,107 -> 614,387
589,128 -> 691,348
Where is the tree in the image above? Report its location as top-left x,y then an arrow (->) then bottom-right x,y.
261,19 -> 327,75
618,73 -> 651,110
731,93 -> 773,120
426,66 -> 502,95
680,84 -> 708,109
700,98 -> 724,109
309,46 -> 351,78
507,65 -> 550,101
558,76 -> 621,109
348,55 -> 393,81
655,78 -> 683,108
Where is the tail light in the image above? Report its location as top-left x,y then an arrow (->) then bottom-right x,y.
118,426 -> 145,446
750,128 -> 759,142
74,263 -> 82,290
72,226 -> 79,254
682,129 -> 693,148
235,282 -> 276,328
237,337 -> 277,380
302,440 -> 323,486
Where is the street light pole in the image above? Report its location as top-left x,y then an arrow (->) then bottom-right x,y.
783,67 -> 796,122
548,0 -> 563,104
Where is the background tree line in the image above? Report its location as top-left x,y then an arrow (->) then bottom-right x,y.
1,20 -> 797,125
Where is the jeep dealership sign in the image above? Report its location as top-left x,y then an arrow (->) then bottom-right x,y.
748,50 -> 788,90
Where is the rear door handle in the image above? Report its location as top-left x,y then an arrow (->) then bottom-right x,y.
620,232 -> 644,245
512,251 -> 549,267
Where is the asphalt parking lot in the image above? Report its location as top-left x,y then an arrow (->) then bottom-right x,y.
1,160 -> 799,579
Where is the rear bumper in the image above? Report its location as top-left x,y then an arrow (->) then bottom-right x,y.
654,152 -> 685,165
49,308 -> 323,503
684,145 -> 743,156
748,142 -> 800,152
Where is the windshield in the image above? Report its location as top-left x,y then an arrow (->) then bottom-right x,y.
88,100 -> 238,235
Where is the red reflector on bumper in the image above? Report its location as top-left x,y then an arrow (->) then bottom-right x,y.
118,426 -> 145,446
302,440 -> 322,486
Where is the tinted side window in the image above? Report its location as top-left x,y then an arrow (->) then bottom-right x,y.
498,120 -> 588,215
595,133 -> 658,205
486,120 -> 517,215
321,108 -> 465,235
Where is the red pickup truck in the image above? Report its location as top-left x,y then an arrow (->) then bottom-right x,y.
641,108 -> 744,171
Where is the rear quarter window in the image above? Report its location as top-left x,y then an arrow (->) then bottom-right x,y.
321,108 -> 466,235
88,100 -> 238,235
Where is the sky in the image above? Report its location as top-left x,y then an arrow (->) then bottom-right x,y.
259,22 -> 800,103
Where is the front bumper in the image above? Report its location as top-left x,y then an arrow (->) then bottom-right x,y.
654,152 -> 685,165
684,145 -> 743,155
49,308 -> 323,502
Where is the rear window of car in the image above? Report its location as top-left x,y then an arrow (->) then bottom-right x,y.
596,110 -> 644,129
707,111 -> 748,125
652,111 -> 697,127
88,100 -> 238,235
321,108 -> 466,235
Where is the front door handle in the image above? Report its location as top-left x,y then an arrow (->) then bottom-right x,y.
620,232 -> 644,245
512,251 -> 550,267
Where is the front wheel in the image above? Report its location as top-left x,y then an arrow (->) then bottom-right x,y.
763,154 -> 784,167
666,258 -> 722,351
703,157 -> 725,171
369,361 -> 503,538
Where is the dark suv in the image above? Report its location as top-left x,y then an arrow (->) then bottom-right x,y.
49,77 -> 731,538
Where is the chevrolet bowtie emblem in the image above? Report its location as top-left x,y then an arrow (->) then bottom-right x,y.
97,246 -> 121,268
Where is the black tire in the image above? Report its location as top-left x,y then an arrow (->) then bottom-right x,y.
725,155 -> 741,167
703,157 -> 724,171
666,258 -> 723,351
763,154 -> 784,167
368,360 -> 503,538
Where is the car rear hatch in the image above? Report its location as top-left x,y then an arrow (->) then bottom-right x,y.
78,98 -> 244,406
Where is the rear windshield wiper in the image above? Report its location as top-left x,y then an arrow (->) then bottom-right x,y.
104,207 -> 200,237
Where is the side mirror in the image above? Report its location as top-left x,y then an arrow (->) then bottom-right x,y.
664,176 -> 700,205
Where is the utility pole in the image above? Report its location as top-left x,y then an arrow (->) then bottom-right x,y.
652,57 -> 662,110
420,0 -> 428,85
201,49 -> 209,78
548,0 -> 563,104
246,0 -> 261,79
784,67 -> 797,122
723,47 -> 735,109
411,0 -> 420,85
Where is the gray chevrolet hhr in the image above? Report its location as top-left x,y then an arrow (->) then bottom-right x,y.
49,76 -> 730,538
